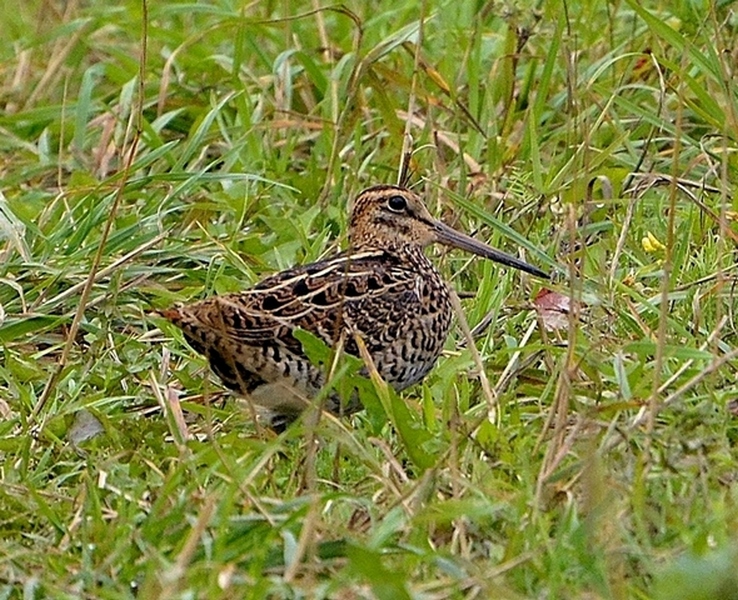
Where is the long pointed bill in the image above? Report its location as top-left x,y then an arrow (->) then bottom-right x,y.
432,220 -> 549,279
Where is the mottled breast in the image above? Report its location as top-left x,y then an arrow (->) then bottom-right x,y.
340,250 -> 453,390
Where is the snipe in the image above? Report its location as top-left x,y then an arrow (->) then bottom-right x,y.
161,185 -> 548,429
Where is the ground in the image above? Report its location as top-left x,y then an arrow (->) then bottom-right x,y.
1,1 -> 737,598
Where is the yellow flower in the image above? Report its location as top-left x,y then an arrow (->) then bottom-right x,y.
642,231 -> 666,253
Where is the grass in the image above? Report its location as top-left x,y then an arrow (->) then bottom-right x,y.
1,0 -> 738,597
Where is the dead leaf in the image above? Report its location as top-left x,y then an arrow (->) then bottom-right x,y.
534,288 -> 576,332
68,409 -> 104,445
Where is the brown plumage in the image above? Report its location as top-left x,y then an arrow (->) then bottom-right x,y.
161,185 -> 548,429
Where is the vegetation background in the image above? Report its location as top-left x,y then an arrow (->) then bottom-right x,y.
1,0 -> 737,598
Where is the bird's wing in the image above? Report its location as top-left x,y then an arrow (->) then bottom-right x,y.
180,250 -> 421,354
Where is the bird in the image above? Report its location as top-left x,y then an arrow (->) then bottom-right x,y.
160,185 -> 548,430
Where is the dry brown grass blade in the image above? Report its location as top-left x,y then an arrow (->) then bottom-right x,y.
153,495 -> 216,600
396,110 -> 483,173
33,232 -> 167,312
449,289 -> 498,424
492,319 -> 538,399
625,173 -> 738,245
25,7 -> 87,109
283,496 -> 321,583
632,342 -> 738,429
30,2 -> 149,423
397,0 -> 427,187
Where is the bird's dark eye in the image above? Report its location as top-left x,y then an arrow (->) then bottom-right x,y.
387,195 -> 407,212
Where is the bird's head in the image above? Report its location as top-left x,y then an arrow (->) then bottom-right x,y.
348,185 -> 548,278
